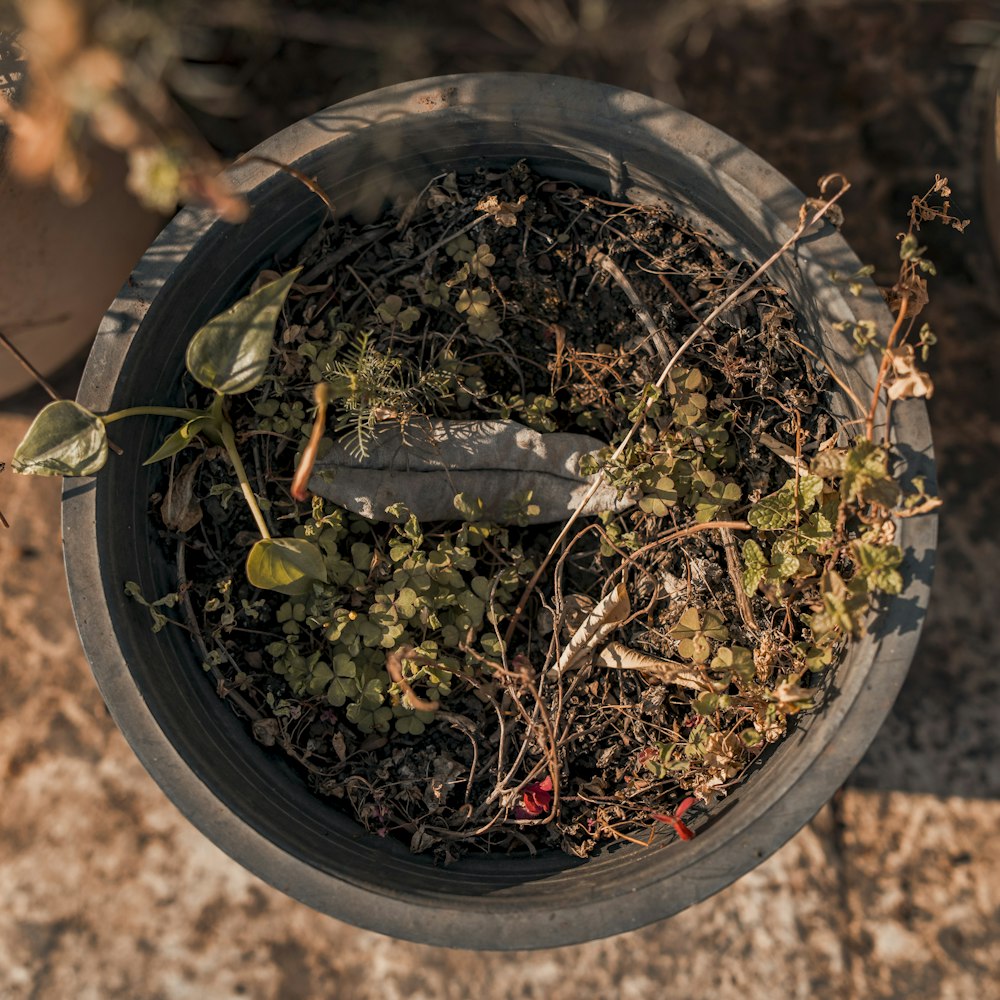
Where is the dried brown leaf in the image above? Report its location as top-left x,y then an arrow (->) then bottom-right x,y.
596,642 -> 709,692
550,582 -> 630,678
161,457 -> 203,532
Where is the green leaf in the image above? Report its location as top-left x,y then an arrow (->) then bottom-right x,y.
711,645 -> 755,683
741,539 -> 767,595
748,474 -> 823,530
396,715 -> 426,734
853,541 -> 904,594
841,439 -> 901,508
13,400 -> 108,477
768,538 -> 801,581
797,509 -> 834,552
692,692 -> 719,715
186,267 -> 301,394
143,415 -> 215,465
639,473 -> 678,515
694,479 -> 741,522
327,675 -> 358,707
453,492 -> 485,522
394,586 -> 420,618
809,569 -> 870,640
246,537 -> 328,595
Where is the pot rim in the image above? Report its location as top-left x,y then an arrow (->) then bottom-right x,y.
62,72 -> 936,949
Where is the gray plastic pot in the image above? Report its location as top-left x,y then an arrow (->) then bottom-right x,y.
63,74 -> 935,949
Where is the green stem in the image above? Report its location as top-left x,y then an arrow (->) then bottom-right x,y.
220,420 -> 271,541
102,405 -> 203,424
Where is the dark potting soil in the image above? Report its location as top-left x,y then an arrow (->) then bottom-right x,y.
161,161 -> 847,861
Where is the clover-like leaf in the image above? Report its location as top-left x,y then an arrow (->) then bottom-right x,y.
669,607 -> 730,662
326,675 -> 358,707
246,536 -> 328,596
470,244 -> 496,278
393,586 -> 420,619
692,692 -> 720,715
396,714 -> 426,735
186,267 -> 301,394
693,480 -> 741,523
639,474 -> 678,516
456,288 -> 491,317
453,492 -> 485,522
376,295 -> 421,331
711,645 -> 755,683
13,400 -> 108,477
143,415 -> 216,465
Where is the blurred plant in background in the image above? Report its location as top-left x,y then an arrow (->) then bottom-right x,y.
0,0 -> 246,218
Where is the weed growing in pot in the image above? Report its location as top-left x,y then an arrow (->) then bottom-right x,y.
12,266 -> 330,596
11,163 -> 959,860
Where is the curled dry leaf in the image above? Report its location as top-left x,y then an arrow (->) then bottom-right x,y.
550,582 -> 630,678
161,456 -> 204,533
885,345 -> 934,401
560,593 -> 596,635
596,642 -> 710,692
757,431 -> 809,475
386,646 -> 440,714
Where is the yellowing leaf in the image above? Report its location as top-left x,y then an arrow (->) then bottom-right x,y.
246,536 -> 328,596
12,400 -> 107,477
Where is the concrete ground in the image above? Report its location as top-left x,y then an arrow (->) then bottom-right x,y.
1,1 -> 998,997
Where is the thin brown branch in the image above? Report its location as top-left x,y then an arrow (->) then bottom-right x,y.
0,328 -> 61,402
233,154 -> 336,216
720,526 -> 758,633
865,294 -> 909,440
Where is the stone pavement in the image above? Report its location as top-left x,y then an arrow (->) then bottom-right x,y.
1,283 -> 998,998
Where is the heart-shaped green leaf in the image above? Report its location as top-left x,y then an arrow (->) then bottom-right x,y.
246,536 -> 328,596
13,400 -> 107,477
186,267 -> 301,394
143,415 -> 216,465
